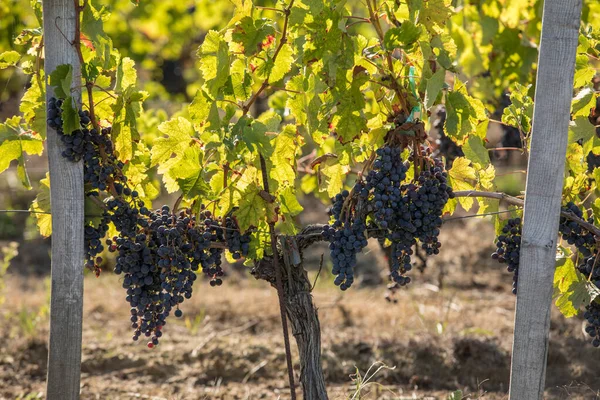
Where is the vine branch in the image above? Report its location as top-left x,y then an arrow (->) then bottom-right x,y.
242,0 -> 295,115
453,190 -> 600,238
73,0 -> 100,133
295,190 -> 600,251
365,0 -> 407,112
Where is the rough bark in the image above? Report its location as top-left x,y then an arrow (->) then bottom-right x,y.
252,253 -> 328,400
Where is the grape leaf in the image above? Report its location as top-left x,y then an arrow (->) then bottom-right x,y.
112,57 -> 146,161
122,143 -> 158,201
189,89 -> 221,132
162,145 -> 210,198
270,125 -> 298,187
331,73 -> 368,143
462,134 -> 489,168
553,257 -> 600,318
286,72 -> 328,142
115,57 -> 137,92
230,58 -> 253,101
0,51 -> 20,69
81,1 -> 113,68
231,17 -> 275,56
235,183 -> 267,231
227,0 -> 253,28
554,257 -> 578,294
424,68 -> 445,110
501,83 -> 533,134
198,30 -> 230,97
233,116 -> 272,156
447,157 -> 476,211
477,164 -> 495,191
269,43 -> 294,83
19,76 -> 46,138
151,117 -> 195,166
61,96 -> 81,135
565,143 -> 587,176
279,186 -> 304,217
30,173 -> 52,237
319,157 -> 345,198
445,79 -> 486,143
48,64 -> 73,99
568,116 -> 595,145
571,88 -> 595,118
418,0 -> 453,34
573,54 -> 596,88
0,116 -> 44,188
384,21 -> 421,50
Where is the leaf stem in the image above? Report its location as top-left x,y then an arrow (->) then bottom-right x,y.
256,6 -> 286,13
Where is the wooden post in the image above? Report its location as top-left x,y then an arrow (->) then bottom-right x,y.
42,0 -> 85,398
508,1 -> 582,399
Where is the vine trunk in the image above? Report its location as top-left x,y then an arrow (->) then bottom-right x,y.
252,255 -> 328,399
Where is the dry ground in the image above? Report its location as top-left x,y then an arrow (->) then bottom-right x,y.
1,220 -> 599,400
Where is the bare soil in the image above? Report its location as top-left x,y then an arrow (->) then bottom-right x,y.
1,220 -> 599,399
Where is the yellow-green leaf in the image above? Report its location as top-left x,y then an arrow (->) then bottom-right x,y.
0,51 -> 20,68
30,174 -> 52,237
163,145 -> 209,198
447,157 -> 477,211
151,117 -> 195,166
279,186 -> 303,217
0,116 -> 44,188
319,158 -> 345,198
270,125 -> 297,187
235,183 -> 267,231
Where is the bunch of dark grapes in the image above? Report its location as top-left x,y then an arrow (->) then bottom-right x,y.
576,253 -> 600,286
84,218 -> 110,276
409,160 -> 453,255
47,97 -> 91,162
385,162 -> 453,286
491,218 -> 521,294
48,96 -> 127,194
324,144 -> 453,289
559,202 -> 595,257
361,146 -> 407,229
106,205 -> 252,347
584,302 -> 600,347
224,216 -> 251,260
198,208 -> 226,286
322,190 -> 369,290
50,96 -> 254,347
322,220 -> 368,290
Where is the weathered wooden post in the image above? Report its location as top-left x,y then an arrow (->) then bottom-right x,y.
509,1 -> 582,399
42,0 -> 85,398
